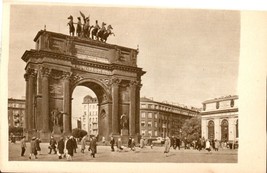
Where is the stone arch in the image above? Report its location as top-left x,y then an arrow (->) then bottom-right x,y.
208,120 -> 214,140
221,119 -> 229,142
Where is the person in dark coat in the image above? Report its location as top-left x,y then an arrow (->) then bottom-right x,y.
57,136 -> 65,159
110,136 -> 115,152
48,136 -> 57,154
128,137 -> 132,148
90,136 -> 97,158
35,138 -> 41,155
29,137 -> 37,159
66,136 -> 74,161
20,136 -> 26,157
176,137 -> 181,150
72,137 -> 78,153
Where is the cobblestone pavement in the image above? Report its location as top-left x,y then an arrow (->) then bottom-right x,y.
9,142 -> 237,163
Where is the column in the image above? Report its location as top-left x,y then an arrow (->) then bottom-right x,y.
111,78 -> 120,134
41,68 -> 50,132
28,69 -> 35,130
129,81 -> 137,136
24,73 -> 29,130
63,72 -> 71,134
135,82 -> 142,136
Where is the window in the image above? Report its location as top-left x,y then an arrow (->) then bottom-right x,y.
148,130 -> 152,136
154,131 -> 158,136
148,121 -> 152,127
141,104 -> 146,108
141,130 -> 146,136
141,112 -> 146,118
148,112 -> 152,118
141,121 -> 145,127
148,104 -> 153,109
154,113 -> 158,119
155,122 -> 157,127
155,105 -> 158,109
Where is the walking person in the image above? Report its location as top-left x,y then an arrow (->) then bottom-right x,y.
140,137 -> 145,149
80,135 -> 87,153
110,136 -> 115,152
116,138 -> 123,151
35,138 -> 41,155
214,139 -> 220,151
48,136 -> 57,154
176,137 -> 181,150
20,136 -> 26,157
57,136 -> 65,159
205,139 -> 211,153
72,137 -> 78,153
66,136 -> 74,161
90,136 -> 97,158
164,136 -> 171,157
128,137 -> 132,148
29,137 -> 38,159
131,139 -> 136,151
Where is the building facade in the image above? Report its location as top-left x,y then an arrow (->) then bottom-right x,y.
8,98 -> 26,128
201,95 -> 239,143
82,95 -> 99,136
140,97 -> 200,139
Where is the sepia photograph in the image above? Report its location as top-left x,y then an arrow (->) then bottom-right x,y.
0,1 -> 266,173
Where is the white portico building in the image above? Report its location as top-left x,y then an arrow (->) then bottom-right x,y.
201,95 -> 238,143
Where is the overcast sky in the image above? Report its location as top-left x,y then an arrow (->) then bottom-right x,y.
8,5 -> 240,116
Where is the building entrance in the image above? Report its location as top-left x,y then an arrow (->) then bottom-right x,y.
22,30 -> 145,141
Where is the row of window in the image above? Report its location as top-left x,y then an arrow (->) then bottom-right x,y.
141,103 -> 196,115
84,111 -> 98,116
84,104 -> 98,109
8,103 -> 26,108
141,130 -> 158,137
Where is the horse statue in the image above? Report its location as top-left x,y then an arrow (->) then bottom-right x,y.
97,24 -> 115,43
67,15 -> 75,36
91,20 -> 101,40
79,11 -> 93,38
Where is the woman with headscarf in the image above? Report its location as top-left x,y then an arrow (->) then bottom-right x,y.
164,136 -> 171,157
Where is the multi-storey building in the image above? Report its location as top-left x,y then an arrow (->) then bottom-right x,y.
8,98 -> 26,128
140,97 -> 200,139
201,95 -> 239,143
82,95 -> 98,136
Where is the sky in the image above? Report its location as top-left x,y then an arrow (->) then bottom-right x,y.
8,5 -> 240,117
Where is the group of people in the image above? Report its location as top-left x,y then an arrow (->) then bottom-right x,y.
20,136 -> 41,159
67,12 -> 114,42
20,135 -> 98,161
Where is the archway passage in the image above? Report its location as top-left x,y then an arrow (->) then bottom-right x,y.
208,120 -> 214,140
21,30 -> 146,141
221,119 -> 229,142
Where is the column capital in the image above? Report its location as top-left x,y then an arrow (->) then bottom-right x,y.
111,77 -> 121,86
41,67 -> 51,78
130,80 -> 142,89
62,71 -> 72,80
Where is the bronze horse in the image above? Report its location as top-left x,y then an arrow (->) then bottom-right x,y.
96,25 -> 115,43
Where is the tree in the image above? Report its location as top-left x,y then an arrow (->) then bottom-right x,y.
72,128 -> 87,139
181,116 -> 201,143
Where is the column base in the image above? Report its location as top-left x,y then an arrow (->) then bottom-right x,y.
25,129 -> 38,142
39,131 -> 52,143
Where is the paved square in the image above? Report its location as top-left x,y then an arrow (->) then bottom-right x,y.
9,142 -> 237,163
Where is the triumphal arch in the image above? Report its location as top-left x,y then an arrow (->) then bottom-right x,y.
22,30 -> 145,141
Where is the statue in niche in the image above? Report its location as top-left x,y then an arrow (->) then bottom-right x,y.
50,108 -> 62,126
120,113 -> 128,130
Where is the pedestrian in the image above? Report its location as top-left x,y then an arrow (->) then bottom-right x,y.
139,137 -> 145,148
164,136 -> 171,157
102,136 -> 106,145
128,137 -> 132,148
131,138 -> 136,151
214,139 -> 220,151
90,136 -> 97,158
57,136 -> 65,159
29,137 -> 37,159
72,137 -> 78,153
48,136 -> 57,154
66,136 -> 74,161
116,138 -> 123,151
110,136 -> 115,152
80,135 -> 87,153
35,138 -> 41,155
20,136 -> 26,157
205,139 -> 211,152
197,137 -> 202,151
176,137 -> 181,150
